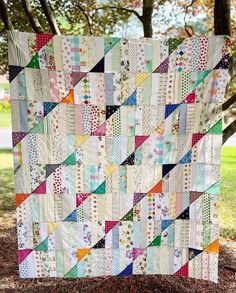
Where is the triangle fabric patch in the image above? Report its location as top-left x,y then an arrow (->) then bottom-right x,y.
206,181 -> 220,195
133,193 -> 146,205
77,248 -> 90,261
161,220 -> 174,231
162,164 -> 176,177
93,237 -> 105,248
165,104 -> 180,118
169,38 -> 184,54
174,262 -> 188,277
106,105 -> 120,120
61,89 -> 74,104
148,180 -> 162,193
121,209 -> 133,221
121,152 -> 135,165
9,65 -> 24,82
70,72 -> 87,87
26,53 -> 40,69
16,194 -> 30,207
184,91 -> 195,104
64,209 -> 77,222
133,248 -> 145,260
43,102 -> 59,116
207,119 -> 222,134
64,264 -> 78,278
36,33 -> 53,51
214,54 -> 230,69
190,191 -> 203,204
91,122 -> 106,136
63,152 -> 76,165
204,240 -> 219,254
135,136 -> 149,150
176,206 -> 189,220
179,150 -> 192,164
189,248 -> 203,260
153,57 -> 169,73
191,70 -> 211,90
46,164 -> 60,177
12,132 -> 27,147
90,57 -> 104,72
35,237 -> 48,251
122,91 -> 137,105
105,221 -> 119,234
76,193 -> 90,207
119,263 -> 133,276
192,133 -> 205,147
148,235 -> 161,247
30,120 -> 44,133
32,180 -> 46,194
18,249 -> 33,264
136,73 -> 150,87
93,181 -> 106,194
104,37 -> 120,54
48,222 -> 60,234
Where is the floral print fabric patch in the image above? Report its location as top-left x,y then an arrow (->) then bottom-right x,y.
9,31 -> 230,281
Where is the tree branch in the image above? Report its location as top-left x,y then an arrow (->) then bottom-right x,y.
0,0 -> 14,31
142,0 -> 154,37
76,4 -> 93,35
223,94 -> 236,111
223,119 -> 236,144
39,0 -> 61,34
94,6 -> 143,22
184,0 -> 196,37
21,0 -> 44,33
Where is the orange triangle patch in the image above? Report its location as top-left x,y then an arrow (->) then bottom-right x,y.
204,240 -> 219,254
77,248 -> 90,261
148,180 -> 162,193
61,89 -> 74,104
16,194 -> 30,207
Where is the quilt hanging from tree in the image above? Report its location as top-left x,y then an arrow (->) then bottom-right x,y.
9,31 -> 230,281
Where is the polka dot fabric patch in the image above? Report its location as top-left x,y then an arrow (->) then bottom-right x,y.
9,31 -> 230,282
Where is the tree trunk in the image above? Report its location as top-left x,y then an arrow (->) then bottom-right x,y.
214,0 -> 234,143
39,0 -> 61,35
21,0 -> 44,33
142,0 -> 154,37
214,0 -> 231,36
0,0 -> 13,31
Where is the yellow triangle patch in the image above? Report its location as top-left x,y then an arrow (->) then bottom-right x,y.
77,248 -> 90,261
204,240 -> 219,254
136,73 -> 151,88
105,165 -> 118,177
48,222 -> 60,234
76,135 -> 89,147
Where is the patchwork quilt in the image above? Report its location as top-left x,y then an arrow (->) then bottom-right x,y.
9,31 -> 230,281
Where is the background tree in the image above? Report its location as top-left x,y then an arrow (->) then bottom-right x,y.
0,0 -> 235,142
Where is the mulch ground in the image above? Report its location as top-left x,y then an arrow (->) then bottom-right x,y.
0,217 -> 235,293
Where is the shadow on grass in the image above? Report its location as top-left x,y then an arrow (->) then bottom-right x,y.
0,167 -> 14,217
0,225 -> 235,293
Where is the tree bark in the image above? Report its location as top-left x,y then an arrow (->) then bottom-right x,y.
142,0 -> 154,37
0,0 -> 14,31
222,94 -> 236,111
39,0 -> 60,35
223,119 -> 236,145
214,0 -> 231,36
214,0 -> 234,143
21,0 -> 44,33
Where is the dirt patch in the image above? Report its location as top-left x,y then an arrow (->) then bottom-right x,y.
0,216 -> 235,293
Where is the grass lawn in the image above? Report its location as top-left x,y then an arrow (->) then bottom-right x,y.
220,146 -> 236,240
0,147 -> 235,239
0,108 -> 11,128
